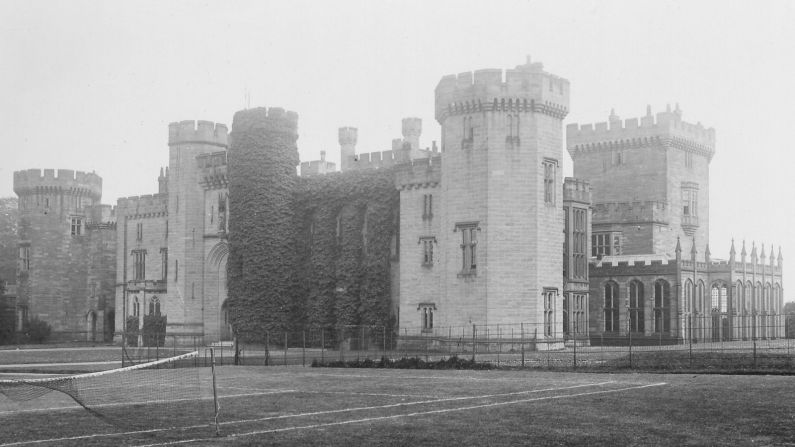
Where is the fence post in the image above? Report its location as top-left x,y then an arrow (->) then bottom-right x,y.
628,327 -> 633,369
339,327 -> 344,362
321,329 -> 325,363
449,327 -> 452,357
573,330 -> 577,370
302,330 -> 306,367
472,324 -> 476,362
496,324 -> 501,367
689,315 -> 693,368
265,331 -> 270,366
284,332 -> 288,366
521,323 -> 525,368
383,326 -> 387,361
753,335 -> 757,369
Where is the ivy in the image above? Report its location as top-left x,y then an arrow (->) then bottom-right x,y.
226,108 -> 398,341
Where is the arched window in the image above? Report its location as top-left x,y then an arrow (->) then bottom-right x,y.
629,280 -> 644,333
697,280 -> 705,314
765,284 -> 772,313
654,280 -> 670,333
132,296 -> 140,317
149,296 -> 161,316
745,281 -> 752,314
684,279 -> 693,313
604,281 -> 619,332
735,280 -> 744,315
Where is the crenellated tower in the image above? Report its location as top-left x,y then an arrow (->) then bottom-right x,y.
567,105 -> 715,257
13,169 -> 115,339
338,127 -> 358,172
433,57 -> 570,337
165,120 -> 229,338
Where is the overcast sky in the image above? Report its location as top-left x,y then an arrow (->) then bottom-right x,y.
2,0 -> 793,289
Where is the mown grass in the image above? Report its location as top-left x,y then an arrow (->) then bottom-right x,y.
2,366 -> 793,446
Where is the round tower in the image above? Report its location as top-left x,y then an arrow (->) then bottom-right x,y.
164,120 -> 229,338
433,57 -> 570,336
13,169 -> 104,333
338,127 -> 358,172
227,107 -> 299,336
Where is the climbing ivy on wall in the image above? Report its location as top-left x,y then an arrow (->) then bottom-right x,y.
227,108 -> 301,340
294,169 -> 399,332
226,109 -> 399,341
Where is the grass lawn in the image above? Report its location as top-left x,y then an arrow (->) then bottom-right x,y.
1,366 -> 794,446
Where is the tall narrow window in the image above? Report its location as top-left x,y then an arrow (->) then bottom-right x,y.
543,289 -> 557,337
70,217 -> 83,236
149,296 -> 161,316
420,237 -> 435,266
19,245 -> 30,272
604,282 -> 619,332
685,151 -> 693,169
462,116 -> 474,149
654,280 -> 670,333
684,279 -> 693,313
423,194 -> 433,219
543,159 -> 558,205
572,209 -> 587,278
132,296 -> 140,318
629,280 -> 645,333
160,248 -> 168,281
218,193 -> 227,232
456,223 -> 478,274
132,250 -> 146,281
136,222 -> 143,241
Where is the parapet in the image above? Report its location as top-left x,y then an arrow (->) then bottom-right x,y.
168,120 -> 229,147
563,177 -> 591,205
592,201 -> 669,226
395,155 -> 442,189
230,107 -> 298,138
435,56 -> 570,123
344,147 -> 412,172
116,194 -> 168,218
13,168 -> 102,200
567,105 -> 716,160
196,151 -> 228,190
339,127 -> 358,146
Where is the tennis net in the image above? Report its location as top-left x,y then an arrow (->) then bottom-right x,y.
0,350 -> 217,431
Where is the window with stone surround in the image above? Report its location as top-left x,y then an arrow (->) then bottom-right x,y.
160,248 -> 168,281
461,116 -> 474,149
543,288 -> 557,337
423,194 -> 433,220
543,159 -> 557,205
654,280 -> 671,333
132,295 -> 140,318
149,296 -> 161,316
506,114 -> 520,147
18,244 -> 30,272
70,217 -> 83,236
629,280 -> 645,333
455,222 -> 479,275
572,208 -> 587,278
132,249 -> 146,281
681,183 -> 698,217
136,222 -> 143,241
419,236 -> 435,267
604,281 -> 619,332
592,232 -> 621,257
419,303 -> 435,332
685,151 -> 693,169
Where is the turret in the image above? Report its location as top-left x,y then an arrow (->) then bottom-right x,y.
338,127 -> 358,172
401,117 -> 422,151
168,120 -> 228,148
14,169 -> 103,210
158,167 -> 168,194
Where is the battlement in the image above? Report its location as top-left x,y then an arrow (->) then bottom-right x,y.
168,120 -> 229,147
592,200 -> 669,225
435,57 -> 570,123
592,254 -> 672,268
567,106 -> 716,160
395,155 -> 442,189
344,147 -> 413,171
339,127 -> 358,145
13,168 -> 102,200
230,107 -> 298,138
116,193 -> 168,218
197,151 -> 228,189
563,177 -> 591,204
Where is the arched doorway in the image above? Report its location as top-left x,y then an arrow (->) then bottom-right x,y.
86,311 -> 97,342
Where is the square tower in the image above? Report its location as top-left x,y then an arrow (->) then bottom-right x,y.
567,106 -> 715,257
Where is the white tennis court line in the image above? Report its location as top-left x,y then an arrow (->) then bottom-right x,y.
0,389 -> 298,416
138,382 -> 669,446
0,381 -> 618,446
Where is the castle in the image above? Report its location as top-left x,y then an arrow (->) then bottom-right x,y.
12,57 -> 784,345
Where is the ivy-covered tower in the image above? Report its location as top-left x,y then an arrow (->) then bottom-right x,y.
227,107 -> 300,338
433,57 -> 569,340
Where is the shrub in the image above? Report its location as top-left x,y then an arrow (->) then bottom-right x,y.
142,314 -> 167,347
125,316 -> 139,347
25,317 -> 51,344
